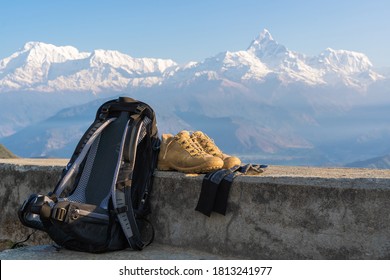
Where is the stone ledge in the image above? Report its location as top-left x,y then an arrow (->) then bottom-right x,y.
1,159 -> 390,259
2,158 -> 390,183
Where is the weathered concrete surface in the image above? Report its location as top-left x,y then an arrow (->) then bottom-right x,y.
151,170 -> 390,260
1,158 -> 390,259
0,159 -> 67,246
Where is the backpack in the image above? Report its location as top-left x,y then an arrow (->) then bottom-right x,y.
18,96 -> 160,253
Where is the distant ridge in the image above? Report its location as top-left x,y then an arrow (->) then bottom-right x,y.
345,154 -> 390,169
0,144 -> 17,158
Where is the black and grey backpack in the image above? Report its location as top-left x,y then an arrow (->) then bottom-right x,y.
18,97 -> 160,253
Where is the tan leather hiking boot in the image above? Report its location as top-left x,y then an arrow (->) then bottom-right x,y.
191,131 -> 241,169
157,131 -> 224,173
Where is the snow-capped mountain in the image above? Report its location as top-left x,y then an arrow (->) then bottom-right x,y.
1,29 -> 389,167
0,41 -> 177,92
0,29 -> 384,93
171,29 -> 382,88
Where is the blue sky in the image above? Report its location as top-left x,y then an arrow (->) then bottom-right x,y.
1,0 -> 389,67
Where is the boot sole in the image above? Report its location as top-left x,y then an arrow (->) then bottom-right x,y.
157,162 -> 223,173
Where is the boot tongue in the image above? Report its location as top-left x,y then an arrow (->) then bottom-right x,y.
175,130 -> 209,156
194,131 -> 223,156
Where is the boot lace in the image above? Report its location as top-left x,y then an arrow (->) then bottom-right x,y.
194,132 -> 222,157
177,136 -> 206,157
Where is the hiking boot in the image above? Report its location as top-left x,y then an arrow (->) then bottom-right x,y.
191,131 -> 241,169
157,131 -> 224,173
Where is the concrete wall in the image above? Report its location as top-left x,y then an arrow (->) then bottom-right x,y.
0,159 -> 66,247
1,159 -> 389,259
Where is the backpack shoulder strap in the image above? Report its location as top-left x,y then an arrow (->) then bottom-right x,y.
195,166 -> 241,217
111,111 -> 146,250
196,164 -> 268,216
53,117 -> 117,197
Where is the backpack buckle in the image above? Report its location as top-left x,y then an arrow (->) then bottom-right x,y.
113,206 -> 128,214
135,105 -> 146,114
53,207 -> 67,222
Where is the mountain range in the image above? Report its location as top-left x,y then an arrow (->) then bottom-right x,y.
1,29 -> 389,167
346,154 -> 390,169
